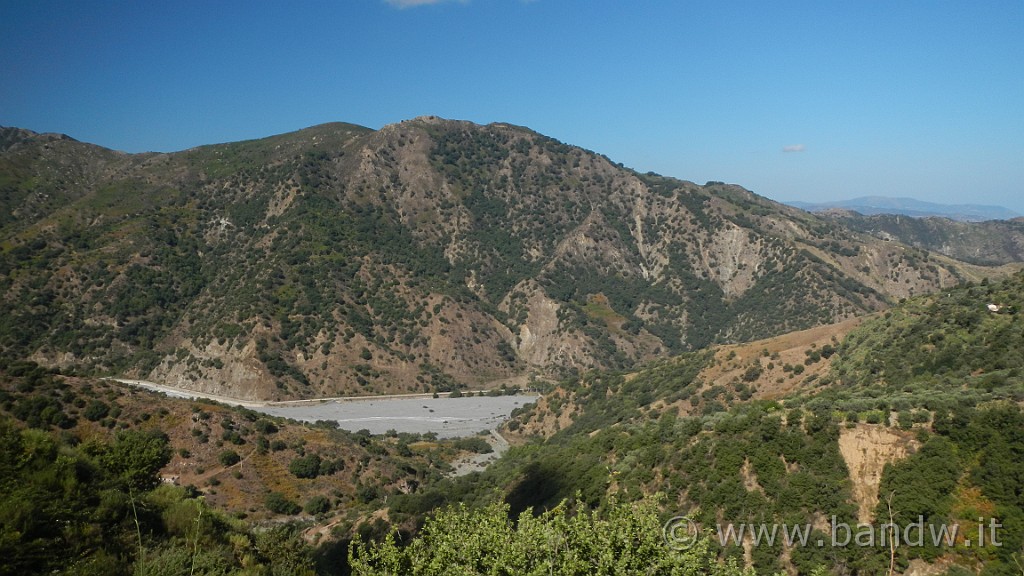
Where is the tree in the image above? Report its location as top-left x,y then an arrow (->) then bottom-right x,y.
349,495 -> 753,575
218,449 -> 241,467
255,525 -> 316,575
304,495 -> 331,516
288,454 -> 321,479
265,492 -> 301,515
84,400 -> 110,422
103,429 -> 172,491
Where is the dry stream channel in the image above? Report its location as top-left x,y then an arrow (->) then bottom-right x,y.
109,378 -> 537,474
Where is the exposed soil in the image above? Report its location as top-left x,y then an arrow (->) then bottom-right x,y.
838,423 -> 918,524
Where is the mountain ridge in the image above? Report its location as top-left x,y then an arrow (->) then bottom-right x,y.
817,211 -> 1024,267
0,118 -> 1015,400
786,195 -> 1020,222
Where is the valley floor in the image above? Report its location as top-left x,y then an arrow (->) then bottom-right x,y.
106,377 -> 537,438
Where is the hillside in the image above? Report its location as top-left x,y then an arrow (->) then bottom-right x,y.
818,211 -> 1024,266
0,119 -> 1013,400
0,364 -> 459,519
0,362 -> 496,574
512,270 -> 1024,442
3,271 -> 1023,575
413,271 -> 1024,575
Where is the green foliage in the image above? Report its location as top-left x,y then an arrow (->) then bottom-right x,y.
255,418 -> 278,434
869,404 -> 1024,571
288,453 -> 322,479
0,116 -> 986,393
452,436 -> 492,454
254,524 -> 317,575
0,414 -> 299,575
806,271 -> 1024,416
304,494 -> 331,516
395,401 -> 855,575
350,495 -> 752,576
740,364 -> 762,382
264,492 -> 301,515
83,399 -> 110,421
218,449 -> 241,467
103,428 -> 172,491
557,351 -> 711,434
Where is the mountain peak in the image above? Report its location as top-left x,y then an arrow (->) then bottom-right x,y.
0,126 -> 78,152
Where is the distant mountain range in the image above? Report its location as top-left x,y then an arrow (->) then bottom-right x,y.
786,196 -> 1020,222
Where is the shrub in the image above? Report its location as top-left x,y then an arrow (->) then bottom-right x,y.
265,492 -> 301,515
741,364 -> 763,382
84,400 -> 110,422
219,449 -> 241,467
453,436 -> 493,454
288,454 -> 322,479
304,495 -> 331,515
254,419 -> 278,434
349,495 -> 748,575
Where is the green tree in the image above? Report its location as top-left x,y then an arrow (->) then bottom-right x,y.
83,400 -> 110,422
265,492 -> 301,515
103,428 -> 172,491
349,495 -> 752,575
288,453 -> 321,479
218,449 -> 241,467
255,525 -> 316,575
304,495 -> 331,516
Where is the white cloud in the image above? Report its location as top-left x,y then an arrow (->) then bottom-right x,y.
384,0 -> 466,8
782,144 -> 806,153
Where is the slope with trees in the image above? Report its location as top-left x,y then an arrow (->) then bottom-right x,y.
1,120 -> 1008,400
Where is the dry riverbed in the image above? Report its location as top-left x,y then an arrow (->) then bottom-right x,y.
107,378 -> 537,438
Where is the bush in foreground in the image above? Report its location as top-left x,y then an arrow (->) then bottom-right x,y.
349,495 -> 754,576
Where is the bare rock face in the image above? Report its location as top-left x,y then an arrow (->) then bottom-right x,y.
147,339 -> 274,401
505,280 -> 595,370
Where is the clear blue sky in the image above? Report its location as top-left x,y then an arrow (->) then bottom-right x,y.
2,0 -> 1022,212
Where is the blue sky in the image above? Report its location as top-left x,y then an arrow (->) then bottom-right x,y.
2,0 -> 1022,212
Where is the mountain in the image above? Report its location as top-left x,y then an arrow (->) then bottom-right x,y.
0,119 -> 1011,400
814,211 -> 1024,266
2,266 -> 1022,575
786,196 -> 1020,222
378,270 -> 1024,575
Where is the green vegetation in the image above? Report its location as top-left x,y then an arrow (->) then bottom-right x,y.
265,491 -> 302,515
0,416 -> 318,575
351,496 -> 752,576
829,212 -> 1024,266
219,449 -> 241,467
0,366 -> 462,574
380,272 -> 1024,574
798,272 -> 1024,416
0,119 -> 987,395
5,121 -> 1024,575
448,435 -> 488,454
289,453 -> 323,479
866,403 -> 1024,574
